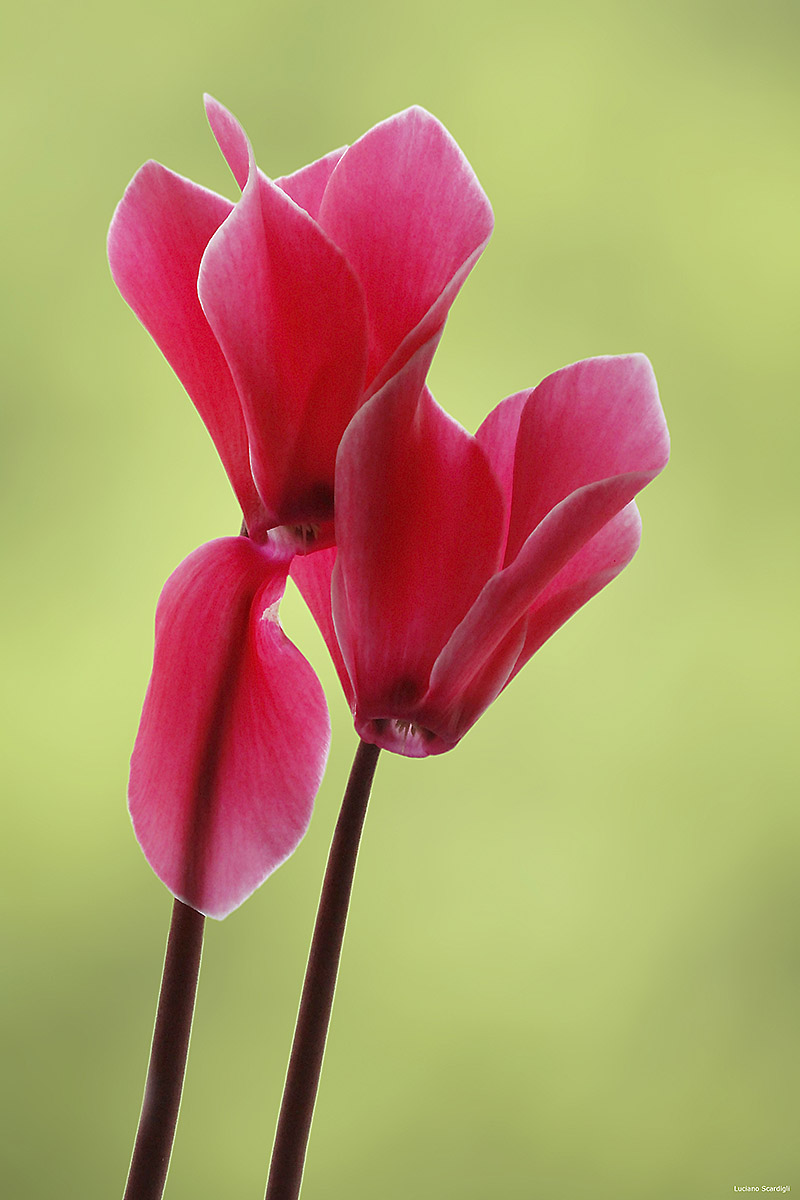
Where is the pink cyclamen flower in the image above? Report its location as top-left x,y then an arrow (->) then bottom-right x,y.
108,95 -> 493,550
292,352 -> 670,757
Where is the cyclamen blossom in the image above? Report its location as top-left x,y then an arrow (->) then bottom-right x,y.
109,95 -> 493,550
292,352 -> 670,757
109,98 -> 493,916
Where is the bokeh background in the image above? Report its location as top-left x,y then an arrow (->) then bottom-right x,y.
2,0 -> 797,1196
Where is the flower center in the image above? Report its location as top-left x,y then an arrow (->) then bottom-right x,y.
393,719 -> 421,739
359,716 -> 452,758
374,715 -> 434,744
292,523 -> 320,548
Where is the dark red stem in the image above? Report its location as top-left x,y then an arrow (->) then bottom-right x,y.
123,898 -> 205,1200
265,739 -> 381,1200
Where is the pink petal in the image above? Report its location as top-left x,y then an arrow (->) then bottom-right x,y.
427,473 -> 652,716
331,365 -> 505,726
276,147 -> 347,219
107,162 -> 264,536
501,355 -> 669,565
129,538 -> 330,920
508,500 -> 643,679
425,504 -> 643,742
207,93 -> 346,221
289,548 -> 355,708
474,391 -> 528,557
198,102 -> 369,535
424,623 -> 529,750
317,106 -> 494,392
205,94 -> 250,190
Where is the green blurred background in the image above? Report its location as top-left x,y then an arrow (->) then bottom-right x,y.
2,0 -> 797,1196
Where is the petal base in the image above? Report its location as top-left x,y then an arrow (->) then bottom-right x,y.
356,716 -> 456,759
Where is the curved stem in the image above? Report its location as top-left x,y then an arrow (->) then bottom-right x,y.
265,739 -> 381,1200
123,899 -> 205,1200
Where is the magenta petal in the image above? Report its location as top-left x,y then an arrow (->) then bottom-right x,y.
474,391 -> 528,558
317,106 -> 493,391
428,471 -> 652,715
207,93 -> 346,222
422,623 -> 529,748
427,504 -> 642,741
332,368 -> 505,722
207,94 -> 346,221
508,501 -> 643,680
276,147 -> 347,219
289,548 -> 355,708
107,162 -> 264,535
198,105 -> 369,530
129,538 -> 330,920
503,355 -> 669,564
205,94 -> 250,190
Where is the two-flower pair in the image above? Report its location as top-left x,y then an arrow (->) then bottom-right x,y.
109,98 -> 669,921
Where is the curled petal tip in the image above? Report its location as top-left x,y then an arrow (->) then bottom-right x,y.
204,95 -> 252,191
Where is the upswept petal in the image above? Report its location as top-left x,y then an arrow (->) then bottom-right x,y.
427,470 -> 654,716
276,147 -> 347,220
289,548 -> 355,708
507,500 -> 643,681
107,162 -> 264,535
128,538 -> 330,920
205,94 -> 250,189
317,106 -> 494,391
474,391 -> 528,557
332,365 -> 505,726
503,355 -> 669,564
425,504 -> 642,742
206,95 -> 346,218
198,102 -> 369,536
418,622 -> 528,750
